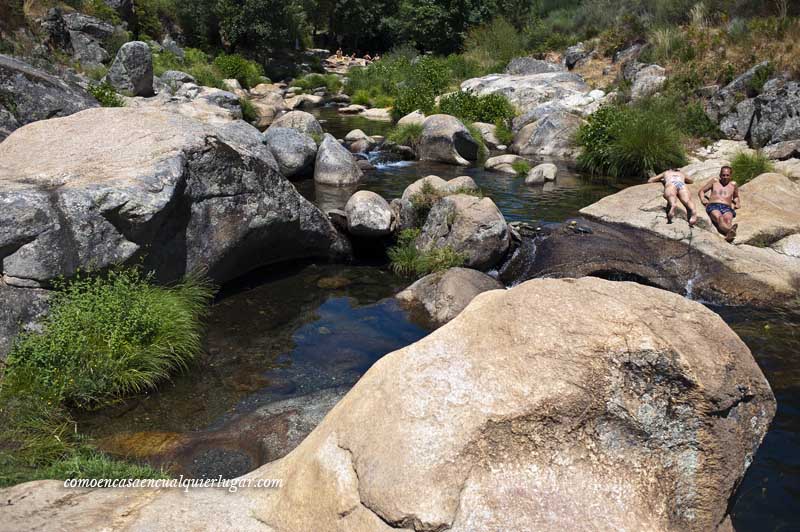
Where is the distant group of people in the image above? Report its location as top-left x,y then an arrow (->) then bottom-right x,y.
648,165 -> 741,243
334,48 -> 380,63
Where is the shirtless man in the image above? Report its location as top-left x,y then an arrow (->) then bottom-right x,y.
647,168 -> 698,226
698,165 -> 740,243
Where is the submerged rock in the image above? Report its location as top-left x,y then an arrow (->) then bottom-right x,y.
416,194 -> 510,270
314,133 -> 364,186
525,162 -> 557,185
396,267 -> 503,327
1,277 -> 775,531
418,114 -> 479,166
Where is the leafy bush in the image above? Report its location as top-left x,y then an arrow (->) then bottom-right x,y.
386,123 -> 423,149
388,229 -> 465,278
293,73 -> 343,94
88,82 -> 125,107
393,85 -> 437,120
80,0 -> 121,24
731,150 -> 774,184
577,103 -> 687,178
212,53 -> 264,89
438,91 -> 516,124
0,267 -> 214,480
463,17 -> 527,71
512,160 -> 531,176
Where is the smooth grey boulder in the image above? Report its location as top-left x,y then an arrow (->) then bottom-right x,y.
396,267 -> 503,327
401,175 -> 449,201
0,107 -> 347,336
512,111 -> 585,158
525,162 -> 558,185
416,194 -> 510,270
344,190 -> 393,237
68,31 -> 109,66
706,61 -> 771,122
418,114 -> 479,166
107,41 -> 154,97
314,133 -> 363,186
263,127 -> 317,179
629,63 -> 667,100
0,54 -> 98,141
461,71 -> 588,114
270,110 -> 324,137
505,57 -> 564,75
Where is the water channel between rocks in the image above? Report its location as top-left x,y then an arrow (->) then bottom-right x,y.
80,106 -> 800,531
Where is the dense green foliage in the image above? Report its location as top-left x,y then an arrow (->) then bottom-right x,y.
438,91 -> 516,124
88,82 -> 125,107
577,102 -> 688,179
494,119 -> 514,145
731,150 -> 774,184
388,229 -> 466,278
213,53 -> 265,88
387,123 -> 424,149
0,267 -> 215,481
292,73 -> 343,93
512,160 -> 531,176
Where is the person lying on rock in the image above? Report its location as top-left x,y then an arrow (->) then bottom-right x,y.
698,165 -> 740,243
647,168 -> 698,226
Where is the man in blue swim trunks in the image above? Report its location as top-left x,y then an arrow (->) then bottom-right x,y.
698,165 -> 741,243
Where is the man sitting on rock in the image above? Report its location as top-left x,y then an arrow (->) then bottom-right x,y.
647,168 -> 698,226
698,165 -> 740,243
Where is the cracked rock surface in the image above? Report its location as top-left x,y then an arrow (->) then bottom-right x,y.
0,277 -> 775,531
0,106 -> 347,357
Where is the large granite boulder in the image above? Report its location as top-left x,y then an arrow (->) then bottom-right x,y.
0,277 -> 775,531
314,133 -> 363,186
749,79 -> 800,148
628,63 -> 667,100
263,126 -> 317,179
418,114 -> 479,166
250,91 -> 287,128
511,110 -> 585,158
0,54 -> 98,141
706,61 -> 771,123
396,267 -> 503,327
416,194 -> 510,270
505,57 -> 565,75
107,41 -> 154,97
270,110 -> 324,137
344,190 -> 392,237
461,71 -> 589,114
0,107 -> 347,355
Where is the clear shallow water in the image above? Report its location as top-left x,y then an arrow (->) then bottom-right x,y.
80,107 -> 799,529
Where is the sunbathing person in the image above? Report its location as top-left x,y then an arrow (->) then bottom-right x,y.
698,165 -> 740,243
647,168 -> 698,226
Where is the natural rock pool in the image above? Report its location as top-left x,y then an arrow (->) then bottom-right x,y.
80,107 -> 800,531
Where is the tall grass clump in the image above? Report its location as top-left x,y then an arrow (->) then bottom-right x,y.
577,103 -> 687,179
387,123 -> 423,149
293,73 -> 342,94
0,267 -> 215,480
731,150 -> 774,184
388,229 -> 465,278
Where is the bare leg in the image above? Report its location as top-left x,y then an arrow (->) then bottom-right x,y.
663,186 -> 678,223
708,209 -> 724,234
722,213 -> 737,243
677,188 -> 697,226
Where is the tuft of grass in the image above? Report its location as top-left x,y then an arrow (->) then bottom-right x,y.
88,82 -> 125,107
494,119 -> 514,145
239,97 -> 258,123
0,267 -> 215,479
388,229 -> 465,278
386,123 -> 423,149
512,160 -> 531,177
465,123 -> 489,163
731,150 -> 774,184
352,89 -> 371,106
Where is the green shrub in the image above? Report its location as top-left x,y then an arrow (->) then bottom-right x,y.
386,123 -> 423,149
463,17 -> 527,70
747,62 -> 775,96
372,94 -> 395,108
577,103 -> 687,178
88,82 -> 125,107
293,73 -> 342,93
494,119 -> 514,145
352,89 -> 371,106
240,97 -> 258,123
212,53 -> 264,89
438,91 -> 516,124
392,85 -> 437,120
512,160 -> 531,176
81,0 -> 121,24
731,150 -> 774,184
388,229 -> 465,278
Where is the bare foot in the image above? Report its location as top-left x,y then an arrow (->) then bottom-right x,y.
667,204 -> 675,224
688,212 -> 697,227
725,223 -> 738,243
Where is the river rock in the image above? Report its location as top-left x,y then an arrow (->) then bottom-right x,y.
344,191 -> 392,237
706,61 -> 771,122
472,122 -> 500,149
269,110 -> 323,137
397,110 -> 426,126
396,267 -> 502,327
505,57 -> 565,75
445,175 -> 478,193
525,163 -> 557,185
0,55 -> 99,141
512,111 -> 585,158
338,104 -> 367,114
263,127 -> 317,179
1,277 -> 775,531
762,140 -> 800,160
0,107 -> 346,329
461,71 -> 589,114
344,129 -> 368,142
390,198 -> 416,233
574,169 -> 800,304
401,175 -> 449,201
250,91 -> 287,128
774,158 -> 800,178
485,154 -> 525,174
360,108 -> 392,121
416,194 -> 510,270
106,41 -> 154,97
315,133 -> 363,186
285,94 -> 324,110
418,114 -> 479,166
